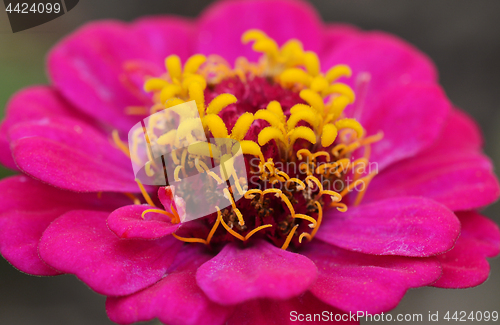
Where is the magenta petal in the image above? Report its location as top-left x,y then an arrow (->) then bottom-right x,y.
9,116 -> 138,192
197,0 -> 323,64
359,83 -> 451,169
433,211 -> 500,288
226,292 -> 357,325
432,108 -> 483,151
317,197 -> 460,257
196,240 -> 317,305
48,22 -> 146,131
365,109 -> 500,211
366,152 -> 499,211
107,246 -> 231,325
132,16 -> 194,63
107,205 -> 179,239
48,19 -> 193,131
320,30 -> 437,109
0,86 -> 91,170
0,175 -> 126,276
303,241 -> 441,314
39,210 -> 182,296
320,24 -> 360,58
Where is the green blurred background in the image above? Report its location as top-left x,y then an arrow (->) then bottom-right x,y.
1,1 -> 499,324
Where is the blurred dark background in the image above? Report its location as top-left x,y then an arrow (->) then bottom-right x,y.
1,1 -> 499,324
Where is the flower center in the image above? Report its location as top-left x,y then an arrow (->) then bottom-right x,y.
113,30 -> 382,250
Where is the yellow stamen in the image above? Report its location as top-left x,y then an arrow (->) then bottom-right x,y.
299,232 -> 312,243
287,178 -> 306,190
206,94 -> 238,115
223,188 -> 245,226
310,201 -> 323,238
112,130 -> 130,157
242,29 -> 268,44
174,165 -> 182,181
321,190 -> 342,203
287,109 -> 319,130
141,208 -> 177,223
189,82 -> 205,116
240,140 -> 265,163
166,55 -> 182,80
160,84 -> 182,104
330,202 -> 348,212
280,68 -> 312,86
188,142 -> 221,158
124,193 -> 141,205
203,114 -> 229,138
171,204 -> 181,224
303,51 -> 320,76
325,64 -> 352,83
305,175 -> 324,192
145,160 -> 155,177
340,170 -> 378,198
184,54 -> 207,74
231,170 -> 246,196
321,124 -> 338,147
300,89 -> 324,112
217,207 -> 245,241
310,76 -> 329,93
135,179 -> 156,207
206,211 -> 221,244
245,224 -> 273,241
125,106 -> 149,115
244,189 -> 263,199
288,126 -> 317,146
331,143 -> 347,157
171,149 -> 181,165
334,118 -> 364,139
231,112 -> 254,141
258,126 -> 286,146
281,224 -> 299,250
255,109 -> 283,128
266,101 -> 286,122
296,148 -> 313,160
172,233 -> 208,245
294,214 -> 317,228
144,78 -> 169,92
326,83 -> 355,103
312,151 -> 330,162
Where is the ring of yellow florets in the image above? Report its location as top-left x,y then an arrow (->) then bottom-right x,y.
112,30 -> 382,250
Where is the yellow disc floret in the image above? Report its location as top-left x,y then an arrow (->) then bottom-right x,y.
112,29 -> 382,251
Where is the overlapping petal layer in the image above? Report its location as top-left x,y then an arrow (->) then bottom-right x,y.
196,240 -> 318,305
316,197 -> 460,257
39,210 -> 183,296
0,175 -> 127,275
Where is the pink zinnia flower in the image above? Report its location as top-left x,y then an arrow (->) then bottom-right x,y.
1,0 -> 499,324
